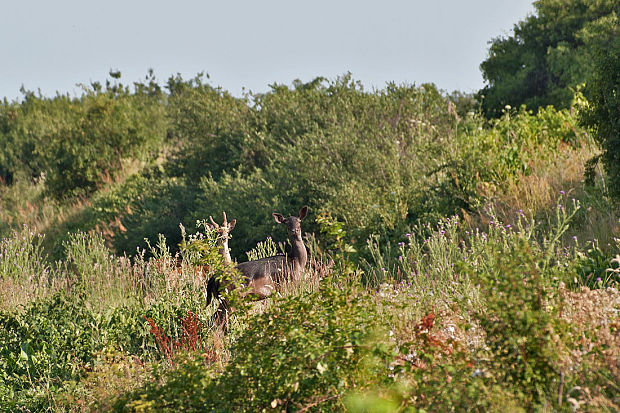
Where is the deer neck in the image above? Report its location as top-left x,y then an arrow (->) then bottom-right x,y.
289,237 -> 307,268
220,238 -> 232,264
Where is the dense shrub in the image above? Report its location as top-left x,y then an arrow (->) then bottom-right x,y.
1,72 -> 592,262
0,73 -> 166,198
164,73 -> 251,181
579,35 -> 620,198
115,278 -> 395,412
0,288 -> 216,410
0,293 -> 102,408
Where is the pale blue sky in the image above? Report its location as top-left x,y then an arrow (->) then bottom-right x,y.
1,1 -> 534,100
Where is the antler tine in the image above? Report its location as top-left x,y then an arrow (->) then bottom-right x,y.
208,215 -> 219,228
222,211 -> 228,225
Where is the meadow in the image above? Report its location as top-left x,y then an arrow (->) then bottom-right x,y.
0,72 -> 619,411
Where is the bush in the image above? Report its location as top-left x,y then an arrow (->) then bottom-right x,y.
579,35 -> 620,198
0,293 -> 101,408
468,239 -> 565,409
350,238 -> 572,412
0,72 -> 167,198
115,278 -> 395,412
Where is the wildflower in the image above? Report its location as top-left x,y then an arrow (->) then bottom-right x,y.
398,255 -> 403,261
560,190 -> 565,195
506,224 -> 511,229
404,352 -> 417,362
381,267 -> 386,272
596,277 -> 602,283
398,242 -> 405,247
405,233 -> 412,238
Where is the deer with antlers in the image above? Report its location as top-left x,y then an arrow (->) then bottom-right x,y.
206,207 -> 309,328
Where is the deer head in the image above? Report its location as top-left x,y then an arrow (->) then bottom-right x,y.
273,206 -> 308,242
207,212 -> 236,264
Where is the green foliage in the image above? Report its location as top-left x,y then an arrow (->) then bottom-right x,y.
179,220 -> 223,267
188,78 -> 580,259
0,287 -> 212,410
572,240 -> 620,288
212,283 -> 393,412
468,239 -> 564,408
364,196 -> 583,297
62,230 -> 113,283
316,212 -> 357,274
95,172 -> 196,255
483,105 -> 583,179
245,236 -> 285,261
579,35 -> 620,198
0,71 -> 167,198
0,225 -> 50,281
1,73 -> 591,261
181,219 -> 251,313
115,279 -> 395,412
350,239 -> 573,412
165,73 -> 250,181
0,226 -> 223,410
478,0 -> 619,117
0,293 -> 101,408
0,68 -> 616,411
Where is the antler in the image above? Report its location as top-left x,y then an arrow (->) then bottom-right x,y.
208,215 -> 219,229
207,212 -> 229,232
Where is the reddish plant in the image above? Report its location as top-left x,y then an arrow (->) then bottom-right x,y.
407,313 -> 457,370
414,313 -> 449,350
145,311 -> 215,366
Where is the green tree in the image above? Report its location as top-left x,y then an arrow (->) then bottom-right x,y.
478,0 -> 619,117
0,71 -> 167,198
580,35 -> 620,198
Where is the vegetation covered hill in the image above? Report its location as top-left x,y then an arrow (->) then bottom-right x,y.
0,0 -> 619,411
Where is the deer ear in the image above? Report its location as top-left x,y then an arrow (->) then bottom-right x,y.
228,219 -> 236,231
273,213 -> 285,224
298,206 -> 308,220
